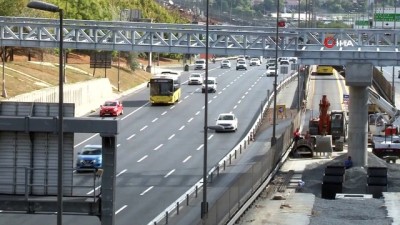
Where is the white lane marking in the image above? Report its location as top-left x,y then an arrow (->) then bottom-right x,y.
182,156 -> 192,163
127,134 -> 136,140
152,118 -> 158,122
184,96 -> 189,99
168,134 -> 175,140
74,134 -> 98,148
218,91 -> 222,94
117,169 -> 127,177
234,105 -> 238,109
161,111 -> 167,115
208,134 -> 214,140
86,186 -> 101,195
241,96 -> 245,99
195,111 -> 200,115
140,125 -> 148,131
154,144 -> 163,151
140,186 -> 154,195
213,96 -> 217,99
227,84 -> 230,87
117,144 -> 121,148
202,106 -> 205,109
208,100 -> 212,104
197,144 -> 204,151
177,100 -> 182,104
188,118 -> 194,122
170,106 -> 175,109
121,102 -> 149,120
164,169 -> 175,178
248,87 -> 252,91
137,155 -> 148,162
223,88 -> 226,91
179,125 -> 185,130
115,205 -> 128,214
238,100 -> 242,104
245,91 -> 249,95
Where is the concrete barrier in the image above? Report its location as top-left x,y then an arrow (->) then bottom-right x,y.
3,78 -> 116,117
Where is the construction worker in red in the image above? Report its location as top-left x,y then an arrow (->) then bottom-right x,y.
293,128 -> 301,145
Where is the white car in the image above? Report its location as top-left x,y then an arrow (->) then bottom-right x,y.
236,60 -> 248,70
215,113 -> 238,132
220,60 -> 231,68
194,59 -> 206,70
188,73 -> 203,85
249,58 -> 261,66
266,65 -> 278,76
202,77 -> 217,93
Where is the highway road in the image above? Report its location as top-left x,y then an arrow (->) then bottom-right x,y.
0,60 -> 291,225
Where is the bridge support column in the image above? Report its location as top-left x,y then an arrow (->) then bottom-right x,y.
346,63 -> 373,167
101,135 -> 117,225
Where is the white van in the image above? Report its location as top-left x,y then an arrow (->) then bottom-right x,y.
194,59 -> 206,70
202,77 -> 217,93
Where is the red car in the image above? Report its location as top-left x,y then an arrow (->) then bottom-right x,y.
100,100 -> 123,117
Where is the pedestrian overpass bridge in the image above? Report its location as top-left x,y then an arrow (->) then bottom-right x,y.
1,16 -> 400,66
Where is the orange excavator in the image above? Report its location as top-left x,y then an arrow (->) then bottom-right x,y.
309,95 -> 347,141
309,95 -> 331,135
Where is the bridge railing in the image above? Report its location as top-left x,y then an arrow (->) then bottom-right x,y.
2,16 -> 400,65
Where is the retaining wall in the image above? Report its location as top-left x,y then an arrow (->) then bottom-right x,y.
3,78 -> 116,117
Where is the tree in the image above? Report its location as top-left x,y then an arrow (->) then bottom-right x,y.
0,0 -> 26,16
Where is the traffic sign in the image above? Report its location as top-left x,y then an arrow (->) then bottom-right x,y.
343,94 -> 349,103
374,13 -> 400,21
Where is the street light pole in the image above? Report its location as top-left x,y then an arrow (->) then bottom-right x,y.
202,0 -> 210,219
2,46 -> 7,98
272,0 -> 280,145
27,2 -> 64,225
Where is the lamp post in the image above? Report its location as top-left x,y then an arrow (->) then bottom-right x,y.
202,0 -> 210,219
27,2 -> 64,225
272,0 -> 280,145
2,46 -> 7,98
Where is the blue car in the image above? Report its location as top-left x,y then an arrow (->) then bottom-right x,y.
76,145 -> 102,172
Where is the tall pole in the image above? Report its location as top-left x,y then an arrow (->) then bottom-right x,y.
27,2 -> 64,224
305,0 -> 308,28
57,9 -> 64,225
392,66 -> 395,103
2,46 -> 6,98
298,0 -> 300,27
202,0 -> 209,219
272,0 -> 280,145
395,1 -> 397,29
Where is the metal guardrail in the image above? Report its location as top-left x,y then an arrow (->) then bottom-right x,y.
147,72 -> 299,225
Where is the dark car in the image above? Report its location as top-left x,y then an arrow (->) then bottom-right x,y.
76,145 -> 102,172
100,100 -> 123,117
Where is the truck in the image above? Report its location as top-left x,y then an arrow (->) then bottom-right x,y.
368,87 -> 400,159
